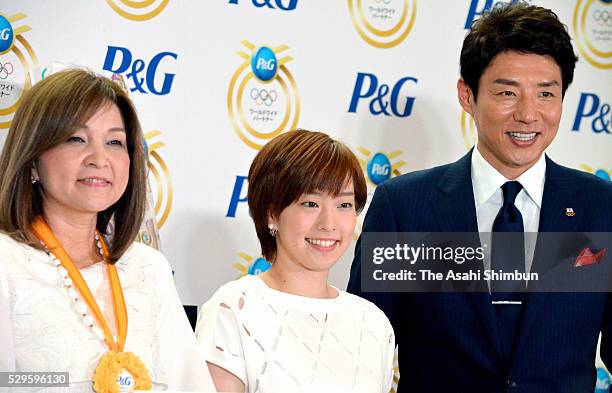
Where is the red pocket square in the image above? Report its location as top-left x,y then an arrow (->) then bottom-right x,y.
573,247 -> 607,267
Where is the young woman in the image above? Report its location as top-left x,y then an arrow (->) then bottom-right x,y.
196,130 -> 395,393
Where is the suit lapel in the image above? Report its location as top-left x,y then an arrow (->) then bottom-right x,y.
432,151 -> 479,233
432,150 -> 503,358
530,157 -> 583,274
534,157 -> 582,233
511,156 -> 583,361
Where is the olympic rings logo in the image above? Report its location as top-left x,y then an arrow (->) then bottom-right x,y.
593,10 -> 612,26
0,62 -> 13,80
250,88 -> 278,106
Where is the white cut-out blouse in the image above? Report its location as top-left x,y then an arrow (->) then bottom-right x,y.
196,275 -> 395,393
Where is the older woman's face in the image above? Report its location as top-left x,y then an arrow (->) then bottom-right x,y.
34,102 -> 130,219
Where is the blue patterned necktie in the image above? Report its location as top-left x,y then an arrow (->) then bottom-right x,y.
491,180 -> 525,359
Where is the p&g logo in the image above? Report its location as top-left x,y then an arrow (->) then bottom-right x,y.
464,0 -> 519,29
581,164 -> 612,182
368,153 -> 392,185
248,258 -> 272,275
0,15 -> 14,55
572,93 -> 610,135
227,176 -> 248,218
117,375 -> 132,386
227,41 -> 300,150
228,0 -> 298,11
0,13 -> 38,130
595,367 -> 611,393
357,148 -> 406,188
251,47 -> 277,81
116,370 -> 134,393
234,252 -> 272,278
102,46 -> 178,95
594,169 -> 611,181
348,72 -> 417,118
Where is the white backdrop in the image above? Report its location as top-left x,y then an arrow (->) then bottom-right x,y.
1,0 -> 610,385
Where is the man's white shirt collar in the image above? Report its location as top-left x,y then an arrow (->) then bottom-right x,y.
471,146 -> 546,208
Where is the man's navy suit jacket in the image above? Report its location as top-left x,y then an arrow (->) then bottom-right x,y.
348,151 -> 612,393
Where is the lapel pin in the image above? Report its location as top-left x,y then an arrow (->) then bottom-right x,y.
565,208 -> 576,217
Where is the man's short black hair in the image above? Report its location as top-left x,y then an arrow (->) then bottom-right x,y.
460,2 -> 578,100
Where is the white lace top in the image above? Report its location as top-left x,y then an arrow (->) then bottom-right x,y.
0,233 -> 214,392
195,275 -> 395,393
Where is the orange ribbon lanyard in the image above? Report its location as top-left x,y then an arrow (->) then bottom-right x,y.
32,216 -> 128,353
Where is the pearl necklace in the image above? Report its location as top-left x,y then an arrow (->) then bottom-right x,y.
46,232 -> 106,342
34,217 -> 150,392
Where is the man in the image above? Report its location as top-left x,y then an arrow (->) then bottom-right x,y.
348,3 -> 612,392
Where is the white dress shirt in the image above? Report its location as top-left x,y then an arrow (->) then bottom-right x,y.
471,146 -> 546,277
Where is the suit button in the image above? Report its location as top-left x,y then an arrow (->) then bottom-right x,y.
507,379 -> 517,389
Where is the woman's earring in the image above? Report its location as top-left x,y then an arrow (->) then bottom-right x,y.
268,224 -> 278,237
31,163 -> 39,184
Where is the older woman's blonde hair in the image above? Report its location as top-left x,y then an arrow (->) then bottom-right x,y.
0,69 -> 147,263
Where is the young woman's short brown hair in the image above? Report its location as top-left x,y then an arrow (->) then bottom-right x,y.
0,68 -> 147,263
247,129 -> 367,262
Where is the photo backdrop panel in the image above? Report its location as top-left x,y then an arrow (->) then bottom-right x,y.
1,0 -> 610,384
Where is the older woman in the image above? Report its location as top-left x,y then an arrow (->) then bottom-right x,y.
195,130 -> 395,393
0,69 -> 214,392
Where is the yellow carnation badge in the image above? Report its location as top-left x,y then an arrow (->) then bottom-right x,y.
93,352 -> 152,393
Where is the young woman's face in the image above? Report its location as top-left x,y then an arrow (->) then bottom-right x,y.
271,181 -> 357,272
